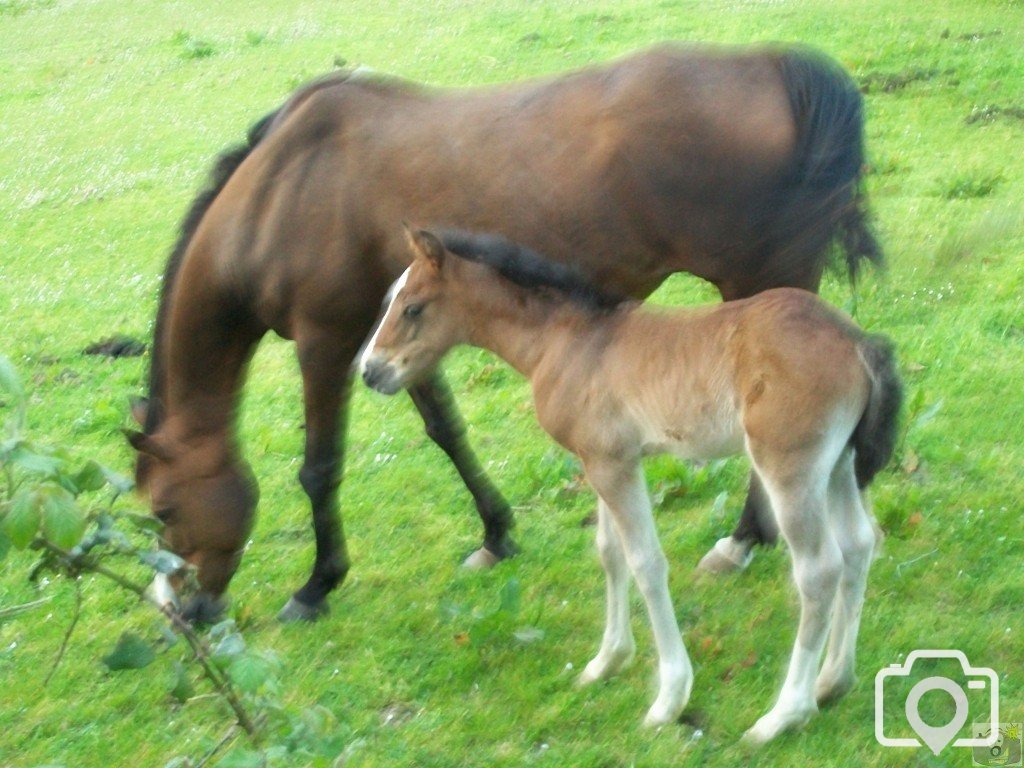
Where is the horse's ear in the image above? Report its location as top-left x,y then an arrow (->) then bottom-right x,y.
123,429 -> 172,462
129,396 -> 149,426
404,224 -> 445,272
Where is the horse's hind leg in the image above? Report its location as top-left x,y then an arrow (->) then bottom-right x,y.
699,273 -> 823,576
279,331 -> 358,622
815,450 -> 875,707
407,373 -> 517,566
743,460 -> 841,746
697,473 -> 776,574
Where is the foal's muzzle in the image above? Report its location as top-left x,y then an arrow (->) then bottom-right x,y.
361,358 -> 403,395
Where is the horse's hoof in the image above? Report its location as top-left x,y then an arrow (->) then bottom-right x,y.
462,547 -> 501,569
277,597 -> 328,623
181,593 -> 227,625
696,536 -> 753,575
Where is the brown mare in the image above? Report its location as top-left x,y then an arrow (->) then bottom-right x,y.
361,227 -> 901,743
127,43 -> 882,622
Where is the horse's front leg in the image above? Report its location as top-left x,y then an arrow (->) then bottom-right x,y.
278,333 -> 357,622
407,372 -> 517,567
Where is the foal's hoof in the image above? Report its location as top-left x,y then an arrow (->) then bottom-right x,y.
815,670 -> 857,707
741,707 -> 815,747
277,597 -> 328,623
696,536 -> 753,575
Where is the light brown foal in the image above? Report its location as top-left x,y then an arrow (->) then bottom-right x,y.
360,228 -> 901,744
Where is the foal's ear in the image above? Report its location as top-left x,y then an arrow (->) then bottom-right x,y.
405,225 -> 445,272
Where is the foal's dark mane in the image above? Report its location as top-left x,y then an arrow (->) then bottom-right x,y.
439,230 -> 628,312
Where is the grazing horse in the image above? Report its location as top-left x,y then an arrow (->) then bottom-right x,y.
127,43 -> 882,621
360,228 -> 901,743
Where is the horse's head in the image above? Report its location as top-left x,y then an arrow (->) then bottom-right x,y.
127,409 -> 258,622
360,227 -> 466,394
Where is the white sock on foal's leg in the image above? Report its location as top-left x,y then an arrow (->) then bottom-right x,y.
815,456 -> 875,705
743,475 -> 841,746
584,462 -> 692,727
579,499 -> 635,685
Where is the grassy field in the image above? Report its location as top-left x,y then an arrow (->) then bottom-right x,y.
2,0 -> 1023,766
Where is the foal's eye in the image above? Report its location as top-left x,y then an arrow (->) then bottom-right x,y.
403,303 -> 424,320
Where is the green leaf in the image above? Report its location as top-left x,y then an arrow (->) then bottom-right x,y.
512,626 -> 545,644
227,654 -> 272,694
8,444 -> 62,478
3,489 -> 41,548
211,631 -> 246,663
102,632 -> 156,671
168,661 -> 194,703
913,398 -> 944,431
100,465 -> 134,495
217,748 -> 265,768
0,529 -> 9,562
0,355 -> 25,433
125,512 -> 163,534
498,578 -> 520,615
138,549 -> 186,575
72,460 -> 108,493
41,486 -> 85,549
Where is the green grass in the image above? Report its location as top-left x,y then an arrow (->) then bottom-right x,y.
2,0 -> 1024,766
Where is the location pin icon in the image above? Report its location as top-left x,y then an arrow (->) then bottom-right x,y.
905,677 -> 970,755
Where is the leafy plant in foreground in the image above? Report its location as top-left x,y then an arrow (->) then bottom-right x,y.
0,356 -> 347,767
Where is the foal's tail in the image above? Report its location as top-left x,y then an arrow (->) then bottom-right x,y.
775,47 -> 885,285
851,335 -> 903,488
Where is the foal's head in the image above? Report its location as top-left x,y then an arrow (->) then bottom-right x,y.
360,228 -> 469,394
127,409 -> 258,620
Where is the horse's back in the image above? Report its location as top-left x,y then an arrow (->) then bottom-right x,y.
187,43 -> 859,335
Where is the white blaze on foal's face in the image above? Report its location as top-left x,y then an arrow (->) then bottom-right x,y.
359,267 -> 412,394
360,228 -> 464,394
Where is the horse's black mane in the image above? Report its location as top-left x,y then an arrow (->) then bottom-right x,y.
143,112 -> 278,434
438,230 -> 627,312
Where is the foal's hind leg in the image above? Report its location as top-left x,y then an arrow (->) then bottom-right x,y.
578,498 -> 635,685
815,451 -> 875,706
743,466 -> 841,746
407,373 -> 517,567
279,331 -> 359,622
584,459 -> 692,726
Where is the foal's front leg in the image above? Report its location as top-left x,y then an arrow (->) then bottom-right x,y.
584,459 -> 693,726
578,498 -> 635,685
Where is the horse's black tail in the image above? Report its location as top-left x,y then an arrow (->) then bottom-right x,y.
775,46 -> 885,285
851,334 -> 903,488
143,109 -> 279,433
